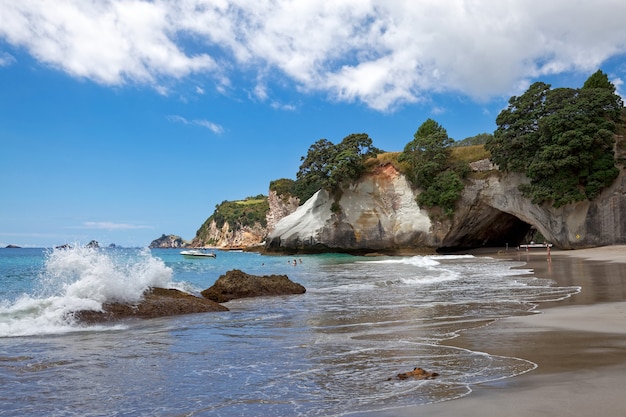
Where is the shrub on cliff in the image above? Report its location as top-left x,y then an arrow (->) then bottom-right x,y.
269,178 -> 296,197
399,119 -> 468,216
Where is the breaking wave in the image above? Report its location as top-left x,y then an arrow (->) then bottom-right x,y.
0,246 -> 173,337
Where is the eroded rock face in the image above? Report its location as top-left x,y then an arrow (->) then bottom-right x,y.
453,170 -> 626,249
266,190 -> 300,233
201,270 -> 306,303
266,164 -> 626,251
266,165 -> 435,253
191,220 -> 267,249
74,288 -> 228,323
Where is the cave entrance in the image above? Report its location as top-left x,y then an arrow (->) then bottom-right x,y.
439,209 -> 534,252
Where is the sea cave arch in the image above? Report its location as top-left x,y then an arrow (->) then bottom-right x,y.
439,204 -> 534,252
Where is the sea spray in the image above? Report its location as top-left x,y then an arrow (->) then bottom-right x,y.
0,246 -> 173,336
41,246 -> 172,302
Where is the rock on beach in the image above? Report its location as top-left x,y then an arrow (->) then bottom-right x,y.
73,270 -> 306,323
201,269 -> 306,303
74,287 -> 229,323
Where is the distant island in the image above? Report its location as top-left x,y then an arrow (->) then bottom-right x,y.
148,234 -> 189,249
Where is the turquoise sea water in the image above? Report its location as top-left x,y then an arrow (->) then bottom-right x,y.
0,247 -> 579,416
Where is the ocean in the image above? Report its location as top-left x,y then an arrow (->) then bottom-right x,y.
0,247 -> 580,416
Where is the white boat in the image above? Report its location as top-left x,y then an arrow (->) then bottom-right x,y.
180,249 -> 216,258
518,242 -> 552,249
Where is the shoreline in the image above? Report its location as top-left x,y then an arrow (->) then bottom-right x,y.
370,245 -> 626,417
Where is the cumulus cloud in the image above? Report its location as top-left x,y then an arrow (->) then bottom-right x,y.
0,0 -> 216,85
167,114 -> 224,134
1,0 -> 625,110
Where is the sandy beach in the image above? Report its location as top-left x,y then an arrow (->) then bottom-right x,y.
369,246 -> 626,417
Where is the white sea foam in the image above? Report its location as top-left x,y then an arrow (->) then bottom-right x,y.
0,246 -> 173,337
400,271 -> 460,285
364,256 -> 442,267
312,282 -> 379,294
431,254 -> 475,260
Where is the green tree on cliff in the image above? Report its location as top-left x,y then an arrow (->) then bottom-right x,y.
486,70 -> 623,207
294,133 -> 381,201
399,119 -> 453,186
399,119 -> 467,216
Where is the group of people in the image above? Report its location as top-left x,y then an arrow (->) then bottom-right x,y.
260,258 -> 303,267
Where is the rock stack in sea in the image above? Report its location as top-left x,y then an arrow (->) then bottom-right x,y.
149,234 -> 189,248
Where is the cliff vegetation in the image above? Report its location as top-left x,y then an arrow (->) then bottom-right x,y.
486,70 -> 624,207
292,133 -> 382,203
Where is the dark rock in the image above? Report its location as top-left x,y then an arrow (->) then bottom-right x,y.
74,287 -> 228,323
201,269 -> 306,303
5,244 -> 21,248
390,367 -> 439,381
85,240 -> 100,248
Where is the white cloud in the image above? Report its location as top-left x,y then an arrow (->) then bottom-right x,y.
0,0 -> 216,86
253,80 -> 296,110
1,0 -> 626,110
430,106 -> 446,116
193,119 -> 224,134
253,83 -> 269,101
167,114 -> 224,134
611,77 -> 625,103
81,222 -> 152,230
0,51 -> 15,66
271,101 -> 296,111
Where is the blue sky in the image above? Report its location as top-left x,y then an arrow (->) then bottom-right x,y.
1,1 -> 626,248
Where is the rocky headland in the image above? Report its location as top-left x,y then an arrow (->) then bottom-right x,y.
188,191 -> 299,250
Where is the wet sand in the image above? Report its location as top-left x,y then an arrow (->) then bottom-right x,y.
372,246 -> 626,417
